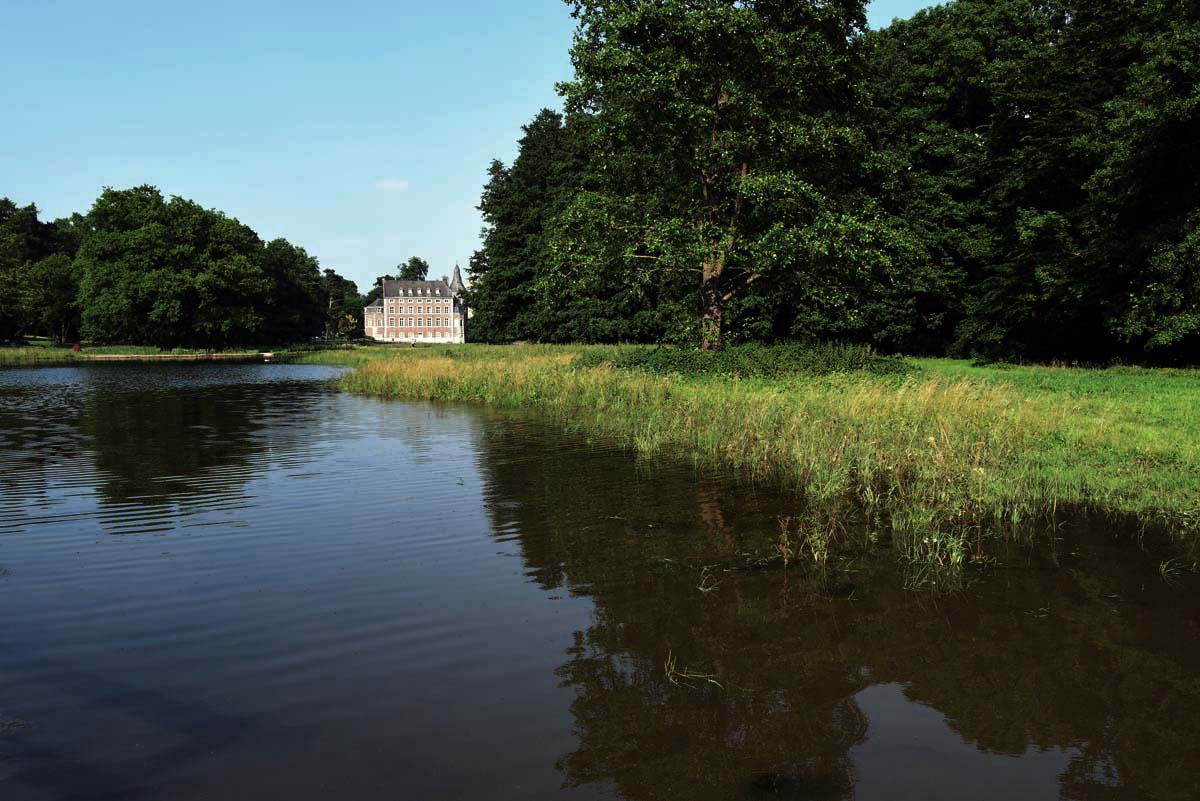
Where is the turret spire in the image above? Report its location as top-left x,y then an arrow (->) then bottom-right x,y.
448,263 -> 465,295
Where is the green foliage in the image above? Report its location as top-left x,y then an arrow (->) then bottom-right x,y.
261,239 -> 324,343
578,342 -> 913,379
1087,4 -> 1200,353
322,268 -> 365,338
462,0 -> 1200,364
557,0 -> 910,350
2,187 -> 361,348
20,254 -> 80,343
866,0 -> 1200,361
396,256 -> 430,281
65,185 -> 360,348
0,198 -> 79,341
469,110 -> 596,342
76,186 -> 266,348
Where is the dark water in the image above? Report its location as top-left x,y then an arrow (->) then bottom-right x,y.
2,365 -> 1199,801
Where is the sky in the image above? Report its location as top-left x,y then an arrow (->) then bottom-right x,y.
1,1 -> 933,293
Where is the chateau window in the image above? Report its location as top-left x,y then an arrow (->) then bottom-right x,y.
388,317 -> 395,326
407,317 -> 413,327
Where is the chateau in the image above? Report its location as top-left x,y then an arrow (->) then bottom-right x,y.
364,265 -> 467,344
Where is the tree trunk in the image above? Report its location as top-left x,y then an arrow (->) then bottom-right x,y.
699,251 -> 725,351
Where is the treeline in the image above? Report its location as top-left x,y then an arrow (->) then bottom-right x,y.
0,186 -> 364,349
468,0 -> 1200,362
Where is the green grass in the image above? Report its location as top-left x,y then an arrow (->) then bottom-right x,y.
294,344 -> 1200,565
0,341 -> 283,366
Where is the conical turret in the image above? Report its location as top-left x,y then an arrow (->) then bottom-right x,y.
448,264 -> 465,296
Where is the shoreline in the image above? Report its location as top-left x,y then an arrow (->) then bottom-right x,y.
294,344 -> 1200,567
0,347 -> 299,367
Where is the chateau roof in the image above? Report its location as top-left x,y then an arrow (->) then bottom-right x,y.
381,279 -> 453,298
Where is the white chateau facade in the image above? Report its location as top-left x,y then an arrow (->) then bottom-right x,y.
364,265 -> 467,344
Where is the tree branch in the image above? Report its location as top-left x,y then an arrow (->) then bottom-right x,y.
722,272 -> 763,303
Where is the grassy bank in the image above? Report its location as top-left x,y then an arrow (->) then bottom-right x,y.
0,343 -> 295,367
295,345 -> 1200,565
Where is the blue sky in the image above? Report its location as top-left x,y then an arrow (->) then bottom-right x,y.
1,1 -> 933,293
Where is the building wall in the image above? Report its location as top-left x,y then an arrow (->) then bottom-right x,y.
364,296 -> 466,344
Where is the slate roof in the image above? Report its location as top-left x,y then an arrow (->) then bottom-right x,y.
381,279 -> 453,298
448,264 -> 466,295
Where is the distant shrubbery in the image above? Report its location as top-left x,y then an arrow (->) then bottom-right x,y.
578,343 -> 913,379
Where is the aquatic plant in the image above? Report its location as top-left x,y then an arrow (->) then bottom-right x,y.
664,651 -> 723,690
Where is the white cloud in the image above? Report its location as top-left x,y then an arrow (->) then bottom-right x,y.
375,178 -> 410,191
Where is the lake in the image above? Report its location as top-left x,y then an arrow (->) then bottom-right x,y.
1,364 -> 1198,800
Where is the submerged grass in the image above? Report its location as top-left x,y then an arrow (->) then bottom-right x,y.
284,345 -> 1200,563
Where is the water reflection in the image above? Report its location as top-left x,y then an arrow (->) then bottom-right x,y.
2,367 -> 598,801
0,365 -> 342,535
1,366 -> 1199,800
472,420 -> 1200,800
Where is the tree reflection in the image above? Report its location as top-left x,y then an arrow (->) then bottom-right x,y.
80,385 -> 265,505
1,366 -> 335,535
474,420 -> 1200,800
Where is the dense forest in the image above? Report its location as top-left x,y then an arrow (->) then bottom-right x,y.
468,0 -> 1199,362
0,186 -> 364,348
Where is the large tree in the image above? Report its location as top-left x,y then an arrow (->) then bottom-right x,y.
261,238 -> 324,343
559,0 -> 907,349
470,109 -> 595,342
76,186 -> 268,348
320,268 -> 365,338
75,186 -> 335,348
0,198 -> 76,341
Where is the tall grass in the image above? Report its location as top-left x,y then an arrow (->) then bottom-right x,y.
0,344 -> 286,367
0,347 -> 83,366
301,345 -> 1200,564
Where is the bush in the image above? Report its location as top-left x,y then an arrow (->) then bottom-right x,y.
577,343 -> 914,378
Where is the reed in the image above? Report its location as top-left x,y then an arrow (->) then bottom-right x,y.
303,345 -> 1200,563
